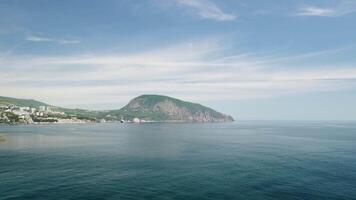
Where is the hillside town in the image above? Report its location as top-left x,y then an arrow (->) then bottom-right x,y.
0,105 -> 93,124
0,104 -> 145,125
0,94 -> 234,125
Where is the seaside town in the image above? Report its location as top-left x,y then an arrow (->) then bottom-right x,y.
0,105 -> 92,124
0,104 -> 147,125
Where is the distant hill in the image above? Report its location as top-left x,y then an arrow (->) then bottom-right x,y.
107,95 -> 234,122
0,96 -> 48,108
0,95 -> 234,123
0,96 -> 107,122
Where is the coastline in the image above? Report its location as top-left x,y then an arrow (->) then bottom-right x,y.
0,119 -> 234,126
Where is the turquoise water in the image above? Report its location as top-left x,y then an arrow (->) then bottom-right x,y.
0,121 -> 356,200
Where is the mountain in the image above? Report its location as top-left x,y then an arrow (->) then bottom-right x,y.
0,96 -> 48,108
107,95 -> 234,122
0,95 -> 234,123
0,96 -> 100,121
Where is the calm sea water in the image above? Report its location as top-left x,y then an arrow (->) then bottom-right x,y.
0,121 -> 356,200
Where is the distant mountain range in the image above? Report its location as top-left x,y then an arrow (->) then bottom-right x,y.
0,95 -> 234,123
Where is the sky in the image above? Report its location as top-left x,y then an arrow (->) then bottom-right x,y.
1,0 -> 356,120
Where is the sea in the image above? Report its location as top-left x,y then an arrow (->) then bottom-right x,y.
0,121 -> 355,200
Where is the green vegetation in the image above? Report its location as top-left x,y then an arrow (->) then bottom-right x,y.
4,112 -> 20,123
0,95 -> 233,123
107,95 -> 233,122
0,96 -> 47,108
54,108 -> 102,121
0,96 -> 102,121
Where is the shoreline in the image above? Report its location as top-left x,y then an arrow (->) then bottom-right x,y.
0,120 -> 234,126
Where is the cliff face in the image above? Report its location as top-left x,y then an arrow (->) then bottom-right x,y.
115,95 -> 234,122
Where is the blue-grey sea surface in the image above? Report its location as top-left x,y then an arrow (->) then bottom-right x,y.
0,121 -> 356,200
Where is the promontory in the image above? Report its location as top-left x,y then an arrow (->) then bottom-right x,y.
0,95 -> 234,124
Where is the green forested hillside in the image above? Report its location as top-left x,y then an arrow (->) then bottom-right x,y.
0,95 -> 234,122
0,96 -> 48,108
107,95 -> 234,122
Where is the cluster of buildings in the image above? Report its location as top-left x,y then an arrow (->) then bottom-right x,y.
0,105 -> 65,124
0,104 -> 147,125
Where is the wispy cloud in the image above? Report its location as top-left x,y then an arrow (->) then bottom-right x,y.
26,35 -> 80,44
1,38 -> 355,107
296,1 -> 356,17
175,0 -> 236,21
297,7 -> 335,17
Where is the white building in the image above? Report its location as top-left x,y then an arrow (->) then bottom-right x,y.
20,107 -> 31,112
39,106 -> 46,112
132,118 -> 140,123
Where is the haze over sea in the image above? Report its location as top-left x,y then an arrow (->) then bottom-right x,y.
0,121 -> 355,200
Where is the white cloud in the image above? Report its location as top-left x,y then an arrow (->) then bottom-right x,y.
26,36 -> 53,42
297,7 -> 335,17
58,39 -> 81,44
297,1 -> 356,17
26,35 -> 80,44
0,38 -> 355,107
175,0 -> 236,21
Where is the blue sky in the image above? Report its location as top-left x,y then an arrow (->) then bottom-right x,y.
1,0 -> 356,120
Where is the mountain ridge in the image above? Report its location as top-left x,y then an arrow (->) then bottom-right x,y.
0,95 -> 234,123
0,96 -> 48,108
108,94 -> 234,122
